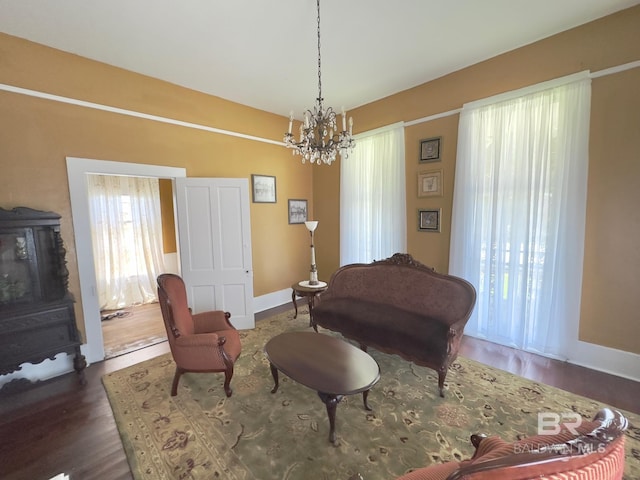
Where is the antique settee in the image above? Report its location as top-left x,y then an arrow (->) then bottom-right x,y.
312,253 -> 476,397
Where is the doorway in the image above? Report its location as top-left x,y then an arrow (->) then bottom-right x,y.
67,159 -> 255,364
87,173 -> 176,359
66,158 -> 187,364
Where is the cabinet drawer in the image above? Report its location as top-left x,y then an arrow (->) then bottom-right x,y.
0,304 -> 80,365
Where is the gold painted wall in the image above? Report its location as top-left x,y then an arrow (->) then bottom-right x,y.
158,178 -> 177,254
0,33 -> 312,338
1,6 -> 638,355
582,67 -> 640,353
314,6 -> 640,354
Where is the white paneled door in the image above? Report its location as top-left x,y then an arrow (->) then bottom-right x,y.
175,178 -> 254,330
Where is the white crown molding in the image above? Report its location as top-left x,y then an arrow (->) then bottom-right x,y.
0,83 -> 284,146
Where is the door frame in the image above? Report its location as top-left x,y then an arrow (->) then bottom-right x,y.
66,157 -> 186,364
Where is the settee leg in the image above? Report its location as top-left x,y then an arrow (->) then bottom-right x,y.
438,371 -> 446,397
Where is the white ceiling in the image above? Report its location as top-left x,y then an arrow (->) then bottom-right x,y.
0,0 -> 638,119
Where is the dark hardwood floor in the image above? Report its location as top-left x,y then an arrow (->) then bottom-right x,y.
0,303 -> 638,480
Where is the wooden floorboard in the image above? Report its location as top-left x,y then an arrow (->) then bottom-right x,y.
0,303 -> 637,480
101,302 -> 166,359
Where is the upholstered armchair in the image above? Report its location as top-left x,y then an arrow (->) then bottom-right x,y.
157,273 -> 241,397
350,408 -> 628,480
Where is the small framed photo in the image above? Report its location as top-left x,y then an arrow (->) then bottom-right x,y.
251,174 -> 276,203
288,199 -> 308,224
418,209 -> 441,232
418,169 -> 443,197
420,137 -> 441,162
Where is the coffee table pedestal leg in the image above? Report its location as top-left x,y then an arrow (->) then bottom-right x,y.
318,392 -> 344,445
363,389 -> 373,411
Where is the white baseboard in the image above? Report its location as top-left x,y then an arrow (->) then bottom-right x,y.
465,331 -> 640,383
253,287 -> 292,313
15,291 -> 635,386
1,290 -> 294,388
163,253 -> 180,274
568,340 -> 640,383
0,344 -> 90,389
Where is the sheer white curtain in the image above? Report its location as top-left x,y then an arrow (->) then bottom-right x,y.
449,73 -> 591,358
87,174 -> 167,310
341,123 -> 406,265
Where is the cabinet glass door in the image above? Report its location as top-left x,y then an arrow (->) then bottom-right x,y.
0,229 -> 36,305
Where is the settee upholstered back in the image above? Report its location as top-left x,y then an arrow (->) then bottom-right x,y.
323,253 -> 476,328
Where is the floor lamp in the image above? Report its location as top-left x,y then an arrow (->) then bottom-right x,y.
301,221 -> 326,288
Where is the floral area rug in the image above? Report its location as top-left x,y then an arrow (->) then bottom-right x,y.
103,309 -> 639,480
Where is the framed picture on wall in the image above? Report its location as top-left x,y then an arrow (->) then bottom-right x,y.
418,208 -> 441,232
418,169 -> 443,197
420,136 -> 442,162
288,199 -> 308,224
251,174 -> 276,203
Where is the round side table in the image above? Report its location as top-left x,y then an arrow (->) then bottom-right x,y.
291,281 -> 327,327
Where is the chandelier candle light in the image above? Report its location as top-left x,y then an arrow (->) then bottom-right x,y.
284,0 -> 355,165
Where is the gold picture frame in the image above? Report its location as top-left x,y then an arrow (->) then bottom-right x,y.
417,169 -> 443,197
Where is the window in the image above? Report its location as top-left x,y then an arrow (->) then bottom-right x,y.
450,73 -> 591,358
87,175 -> 166,310
340,123 -> 406,265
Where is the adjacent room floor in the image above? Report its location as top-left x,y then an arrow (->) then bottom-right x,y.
101,302 -> 167,359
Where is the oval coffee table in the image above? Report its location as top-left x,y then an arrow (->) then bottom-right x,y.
264,331 -> 380,444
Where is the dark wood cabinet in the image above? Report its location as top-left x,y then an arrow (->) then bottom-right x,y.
0,207 -> 86,388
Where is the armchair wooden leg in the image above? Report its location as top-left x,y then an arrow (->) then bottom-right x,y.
171,367 -> 184,396
223,366 -> 234,397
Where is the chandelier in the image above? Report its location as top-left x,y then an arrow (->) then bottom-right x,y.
284,0 -> 355,165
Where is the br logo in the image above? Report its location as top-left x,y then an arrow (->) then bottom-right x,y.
537,412 -> 582,435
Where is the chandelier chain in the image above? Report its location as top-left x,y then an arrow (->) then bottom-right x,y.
316,0 -> 322,103
283,0 -> 355,165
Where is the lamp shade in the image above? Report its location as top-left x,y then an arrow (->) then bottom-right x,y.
305,221 -> 318,232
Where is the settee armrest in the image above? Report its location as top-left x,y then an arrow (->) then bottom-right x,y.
448,408 -> 627,480
346,409 -> 626,480
448,316 -> 468,333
